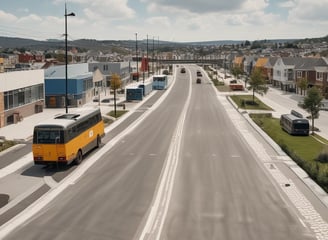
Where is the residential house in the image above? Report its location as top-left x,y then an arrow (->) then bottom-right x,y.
233,56 -> 245,70
272,57 -> 328,94
272,57 -> 298,91
254,57 -> 269,81
18,52 -> 44,63
294,57 -> 328,97
0,54 -> 18,72
264,57 -> 279,84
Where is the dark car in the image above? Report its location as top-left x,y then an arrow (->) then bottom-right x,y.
196,71 -> 202,77
181,68 -> 186,73
196,78 -> 201,84
101,98 -> 110,103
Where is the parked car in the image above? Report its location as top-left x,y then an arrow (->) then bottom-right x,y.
101,98 -> 110,103
92,97 -> 99,102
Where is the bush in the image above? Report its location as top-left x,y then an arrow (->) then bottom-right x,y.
316,147 -> 328,163
0,140 -> 16,152
317,165 -> 328,190
241,99 -> 259,106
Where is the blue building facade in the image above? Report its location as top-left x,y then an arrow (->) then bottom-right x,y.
44,64 -> 93,108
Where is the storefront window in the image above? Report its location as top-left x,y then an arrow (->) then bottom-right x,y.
3,84 -> 44,110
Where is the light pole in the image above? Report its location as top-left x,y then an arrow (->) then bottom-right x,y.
65,3 -> 75,113
135,33 -> 139,82
147,34 -> 149,76
152,37 -> 154,75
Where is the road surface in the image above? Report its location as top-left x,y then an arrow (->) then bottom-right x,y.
3,66 -> 319,239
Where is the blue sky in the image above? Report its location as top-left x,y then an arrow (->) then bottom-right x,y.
0,0 -> 327,42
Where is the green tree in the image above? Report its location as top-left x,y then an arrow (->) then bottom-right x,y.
297,77 -> 308,96
303,87 -> 323,135
110,73 -> 122,117
244,40 -> 251,46
247,69 -> 268,103
231,66 -> 243,80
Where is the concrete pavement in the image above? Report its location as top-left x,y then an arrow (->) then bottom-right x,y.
0,94 -> 125,142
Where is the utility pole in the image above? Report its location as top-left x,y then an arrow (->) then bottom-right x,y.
136,33 -> 139,82
64,3 -> 75,113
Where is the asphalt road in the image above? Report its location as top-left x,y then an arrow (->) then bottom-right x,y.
3,69 -> 190,239
3,66 -> 317,239
159,67 -> 315,240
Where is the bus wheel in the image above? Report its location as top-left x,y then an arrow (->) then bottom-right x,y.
97,135 -> 101,148
75,150 -> 83,165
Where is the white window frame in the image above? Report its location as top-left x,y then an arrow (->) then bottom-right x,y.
317,72 -> 323,81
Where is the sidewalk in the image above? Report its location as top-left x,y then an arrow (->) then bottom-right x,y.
0,93 -> 126,142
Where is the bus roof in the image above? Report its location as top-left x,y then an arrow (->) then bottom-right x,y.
34,107 -> 101,129
281,114 -> 309,122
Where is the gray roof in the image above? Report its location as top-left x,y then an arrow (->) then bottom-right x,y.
281,57 -> 328,70
265,57 -> 279,68
44,63 -> 91,79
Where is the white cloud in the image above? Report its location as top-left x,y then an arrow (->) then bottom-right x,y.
17,14 -> 42,23
65,0 -> 135,19
141,0 -> 246,13
278,0 -> 296,8
0,10 -> 17,22
145,16 -> 171,27
288,0 -> 328,23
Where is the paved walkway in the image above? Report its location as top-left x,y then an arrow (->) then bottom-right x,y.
0,97 -> 121,142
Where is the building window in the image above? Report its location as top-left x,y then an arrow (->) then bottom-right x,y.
297,71 -> 302,78
317,72 -> 323,81
3,84 -> 44,110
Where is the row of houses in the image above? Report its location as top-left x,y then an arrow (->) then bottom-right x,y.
0,62 -> 130,128
233,56 -> 328,97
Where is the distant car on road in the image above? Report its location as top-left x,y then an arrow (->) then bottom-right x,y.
196,70 -> 202,77
196,78 -> 201,84
181,68 -> 186,73
101,98 -> 110,103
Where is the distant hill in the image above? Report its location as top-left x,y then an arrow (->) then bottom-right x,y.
0,35 -> 325,52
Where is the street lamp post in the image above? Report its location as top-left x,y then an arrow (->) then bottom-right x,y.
65,4 -> 75,113
152,37 -> 154,75
135,33 -> 139,82
147,34 -> 149,76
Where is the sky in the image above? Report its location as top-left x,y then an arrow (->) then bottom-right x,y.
0,0 -> 327,42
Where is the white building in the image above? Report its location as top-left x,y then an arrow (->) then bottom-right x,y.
0,70 -> 44,127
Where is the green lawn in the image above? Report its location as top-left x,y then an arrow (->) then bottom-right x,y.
251,115 -> 323,161
250,114 -> 328,192
230,95 -> 273,110
0,140 -> 16,153
107,110 -> 128,118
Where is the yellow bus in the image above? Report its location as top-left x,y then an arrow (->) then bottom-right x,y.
33,107 -> 105,165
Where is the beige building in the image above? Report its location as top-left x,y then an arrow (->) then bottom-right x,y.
0,70 -> 44,127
